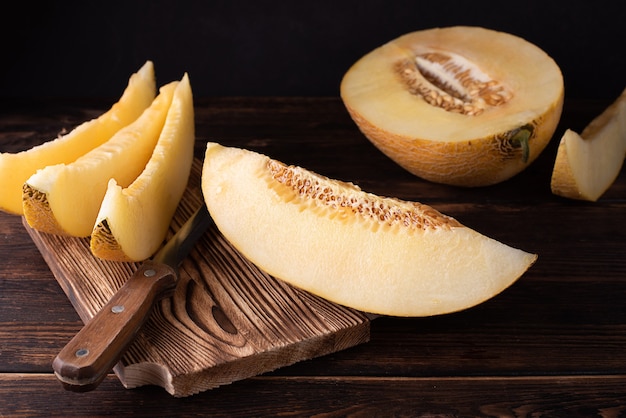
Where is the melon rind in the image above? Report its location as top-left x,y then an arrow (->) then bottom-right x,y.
201,142 -> 537,317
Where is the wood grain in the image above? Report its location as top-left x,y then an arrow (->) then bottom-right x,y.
2,374 -> 625,417
23,159 -> 370,397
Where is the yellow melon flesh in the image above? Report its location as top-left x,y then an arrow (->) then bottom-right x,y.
201,142 -> 537,317
23,81 -> 178,237
0,61 -> 156,215
551,87 -> 626,201
340,26 -> 564,187
90,74 -> 195,262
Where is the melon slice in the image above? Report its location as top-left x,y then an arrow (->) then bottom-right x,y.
340,26 -> 564,187
551,87 -> 626,201
23,81 -> 178,237
201,142 -> 537,317
90,73 -> 195,262
23,82 -> 177,237
0,61 -> 156,215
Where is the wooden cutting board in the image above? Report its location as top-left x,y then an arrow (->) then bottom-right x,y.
24,159 -> 371,397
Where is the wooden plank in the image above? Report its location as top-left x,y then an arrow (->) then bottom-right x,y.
23,159 -> 370,397
2,374 -> 625,417
3,278 -> 626,376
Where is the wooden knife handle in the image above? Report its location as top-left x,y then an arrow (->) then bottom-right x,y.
52,261 -> 177,392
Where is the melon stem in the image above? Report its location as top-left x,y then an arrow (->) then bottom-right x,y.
511,125 -> 532,163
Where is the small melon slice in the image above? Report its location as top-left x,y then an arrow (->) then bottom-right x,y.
201,142 -> 537,317
90,74 -> 195,262
551,87 -> 626,201
340,26 -> 564,187
0,61 -> 156,215
23,81 -> 178,237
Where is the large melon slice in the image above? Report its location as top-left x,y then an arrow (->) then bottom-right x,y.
201,142 -> 537,317
551,87 -> 626,201
340,26 -> 564,187
90,74 -> 195,262
0,61 -> 156,215
23,81 -> 178,237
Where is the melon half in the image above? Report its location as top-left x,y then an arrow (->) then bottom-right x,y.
201,143 -> 537,317
0,61 -> 156,215
340,26 -> 564,187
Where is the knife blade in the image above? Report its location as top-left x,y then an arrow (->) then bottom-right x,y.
52,203 -> 213,392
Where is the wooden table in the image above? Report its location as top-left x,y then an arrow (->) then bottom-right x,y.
1,97 -> 625,416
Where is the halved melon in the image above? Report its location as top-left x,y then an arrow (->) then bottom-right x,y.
90,74 -> 195,262
23,81 -> 178,237
340,26 -> 564,187
551,87 -> 626,201
201,142 -> 537,317
0,61 -> 156,215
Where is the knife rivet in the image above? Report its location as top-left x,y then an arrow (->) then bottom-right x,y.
144,269 -> 156,277
111,305 -> 125,314
76,348 -> 89,358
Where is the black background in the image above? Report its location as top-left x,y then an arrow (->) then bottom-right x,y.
2,0 -> 624,100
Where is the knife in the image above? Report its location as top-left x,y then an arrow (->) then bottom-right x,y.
52,203 -> 214,392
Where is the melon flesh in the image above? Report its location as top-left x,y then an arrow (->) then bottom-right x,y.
551,87 -> 626,201
0,61 -> 156,215
90,74 -> 195,262
201,143 -> 537,317
23,81 -> 177,237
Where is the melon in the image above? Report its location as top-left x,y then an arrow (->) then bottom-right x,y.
90,74 -> 195,262
23,81 -> 178,237
551,87 -> 626,201
0,61 -> 156,215
340,26 -> 564,187
201,142 -> 537,317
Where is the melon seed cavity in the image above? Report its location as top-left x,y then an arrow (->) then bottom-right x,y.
267,159 -> 461,231
395,50 -> 513,116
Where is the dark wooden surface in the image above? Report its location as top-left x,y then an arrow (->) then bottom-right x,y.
1,97 -> 625,416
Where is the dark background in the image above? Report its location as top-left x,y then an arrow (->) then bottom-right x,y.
1,0 -> 624,100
